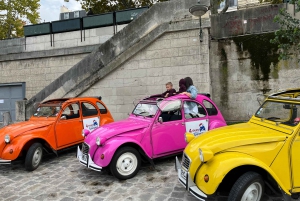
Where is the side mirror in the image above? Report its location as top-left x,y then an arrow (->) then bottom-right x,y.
60,116 -> 67,120
158,117 -> 163,123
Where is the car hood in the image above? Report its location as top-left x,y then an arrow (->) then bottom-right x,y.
0,120 -> 54,138
85,118 -> 150,143
185,122 -> 287,154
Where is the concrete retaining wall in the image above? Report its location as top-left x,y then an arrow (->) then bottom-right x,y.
0,53 -> 88,99
0,25 -> 126,55
210,35 -> 300,121
81,28 -> 210,120
21,0 -> 210,120
211,4 -> 282,39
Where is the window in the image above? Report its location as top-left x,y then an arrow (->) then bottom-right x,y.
184,101 -> 206,119
133,103 -> 158,118
81,102 -> 98,117
159,109 -> 182,122
219,0 -> 237,9
64,13 -> 69,19
255,101 -> 299,126
203,100 -> 218,116
74,11 -> 79,18
97,102 -> 107,114
61,103 -> 80,119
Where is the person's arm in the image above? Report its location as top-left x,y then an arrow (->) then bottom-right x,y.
170,89 -> 176,96
189,87 -> 198,99
162,91 -> 168,97
181,87 -> 198,99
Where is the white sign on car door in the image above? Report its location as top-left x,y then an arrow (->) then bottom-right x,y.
185,120 -> 208,137
83,117 -> 100,132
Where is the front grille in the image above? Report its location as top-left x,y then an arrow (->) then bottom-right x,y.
181,153 -> 191,170
82,143 -> 89,155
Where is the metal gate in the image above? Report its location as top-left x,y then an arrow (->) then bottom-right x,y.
0,83 -> 25,122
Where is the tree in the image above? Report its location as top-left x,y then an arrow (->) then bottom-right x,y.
270,1 -> 300,60
0,0 -> 40,39
75,0 -> 168,14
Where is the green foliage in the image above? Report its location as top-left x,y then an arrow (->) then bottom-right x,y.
75,0 -> 168,14
270,2 -> 300,61
0,0 -> 40,39
234,33 -> 279,81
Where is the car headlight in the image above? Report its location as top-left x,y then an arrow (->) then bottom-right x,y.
82,129 -> 90,137
185,132 -> 195,143
4,134 -> 10,144
199,148 -> 214,163
199,149 -> 204,162
96,137 -> 101,146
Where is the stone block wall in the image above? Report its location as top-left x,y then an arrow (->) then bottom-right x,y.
210,35 -> 300,121
81,28 -> 210,121
0,54 -> 88,99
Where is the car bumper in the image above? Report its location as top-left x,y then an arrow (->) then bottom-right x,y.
0,158 -> 11,165
76,146 -> 102,172
175,156 -> 208,201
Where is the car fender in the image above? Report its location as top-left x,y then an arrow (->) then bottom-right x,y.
193,152 -> 290,196
100,117 -> 114,126
1,134 -> 52,161
92,137 -> 151,168
208,119 -> 227,130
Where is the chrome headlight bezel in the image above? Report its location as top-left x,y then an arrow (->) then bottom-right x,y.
4,134 -> 10,144
199,148 -> 204,162
96,137 -> 101,146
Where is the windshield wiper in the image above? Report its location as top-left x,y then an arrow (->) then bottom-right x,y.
145,115 -> 154,118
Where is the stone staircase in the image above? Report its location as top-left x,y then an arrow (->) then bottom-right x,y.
23,0 -> 210,119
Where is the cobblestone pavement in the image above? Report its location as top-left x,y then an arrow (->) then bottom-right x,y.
0,149 -> 297,201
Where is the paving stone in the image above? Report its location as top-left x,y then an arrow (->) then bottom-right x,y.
0,150 -> 298,201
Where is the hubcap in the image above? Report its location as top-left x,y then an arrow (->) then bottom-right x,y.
116,152 -> 137,176
241,182 -> 262,201
32,147 -> 42,167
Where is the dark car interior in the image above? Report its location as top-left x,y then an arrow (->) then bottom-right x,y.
159,110 -> 182,122
81,103 -> 98,117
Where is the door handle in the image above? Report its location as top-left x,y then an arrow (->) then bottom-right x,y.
79,120 -> 83,122
181,122 -> 185,125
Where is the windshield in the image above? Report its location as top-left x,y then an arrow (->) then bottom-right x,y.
33,106 -> 61,117
255,101 -> 300,126
132,103 -> 158,117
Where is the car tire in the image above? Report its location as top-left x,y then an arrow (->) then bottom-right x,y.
228,171 -> 264,201
110,147 -> 141,180
25,143 -> 43,171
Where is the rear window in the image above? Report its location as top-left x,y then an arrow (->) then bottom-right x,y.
203,100 -> 218,116
81,102 -> 98,117
97,102 -> 107,114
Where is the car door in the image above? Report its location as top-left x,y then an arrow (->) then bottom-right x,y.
81,102 -> 100,132
55,102 -> 83,148
291,131 -> 300,192
183,100 -> 209,137
151,105 -> 186,156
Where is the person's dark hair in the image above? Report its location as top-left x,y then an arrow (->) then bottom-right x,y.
184,77 -> 193,89
178,79 -> 187,93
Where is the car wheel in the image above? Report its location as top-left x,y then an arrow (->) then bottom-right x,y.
25,143 -> 43,171
228,171 -> 264,201
110,147 -> 141,180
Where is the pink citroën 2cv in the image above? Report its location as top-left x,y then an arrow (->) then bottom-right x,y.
77,94 -> 226,179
